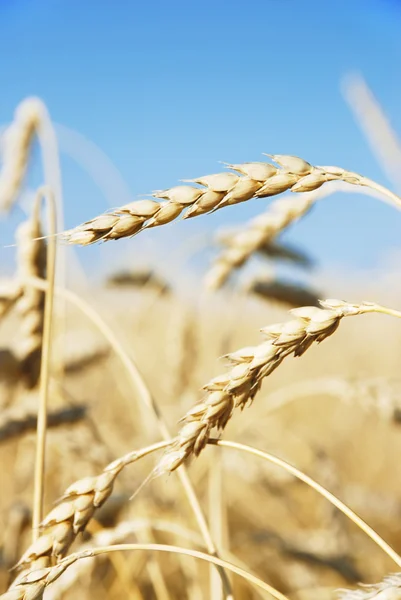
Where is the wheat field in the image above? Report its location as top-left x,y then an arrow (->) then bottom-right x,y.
0,79 -> 401,600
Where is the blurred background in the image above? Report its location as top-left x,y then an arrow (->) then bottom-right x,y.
1,0 -> 401,288
1,1 -> 401,599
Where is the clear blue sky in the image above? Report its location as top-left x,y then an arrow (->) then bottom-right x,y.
0,0 -> 401,281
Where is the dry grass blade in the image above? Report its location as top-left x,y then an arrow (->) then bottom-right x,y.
64,346 -> 109,375
61,155 -> 401,245
248,279 -> 321,308
343,73 -> 401,191
0,404 -> 87,442
105,269 -> 170,294
157,299 -> 401,473
255,240 -> 313,267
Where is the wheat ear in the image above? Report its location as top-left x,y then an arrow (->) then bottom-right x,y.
12,203 -> 47,388
0,99 -> 46,213
12,440 -> 171,572
205,177 -> 401,290
61,155 -> 401,245
157,299 -> 401,473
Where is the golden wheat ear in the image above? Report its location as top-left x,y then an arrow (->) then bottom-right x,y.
60,154 -> 401,245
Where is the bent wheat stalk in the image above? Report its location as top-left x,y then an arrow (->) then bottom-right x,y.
211,439 -> 401,568
4,543 -> 289,600
46,520 -> 273,600
157,299 -> 401,473
61,155 -> 401,245
7,436 -> 399,597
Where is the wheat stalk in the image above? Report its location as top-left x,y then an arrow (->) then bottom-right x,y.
8,433 -> 400,598
157,299 -> 401,473
343,72 -> 401,191
4,543 -> 288,600
47,520 -> 275,600
61,155 -> 401,245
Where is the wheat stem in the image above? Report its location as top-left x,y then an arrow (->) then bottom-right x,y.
6,543 -> 288,600
32,187 -> 57,541
210,439 -> 401,568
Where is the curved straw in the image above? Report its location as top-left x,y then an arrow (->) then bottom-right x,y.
31,187 -> 57,540
25,275 -> 233,599
211,439 -> 401,568
42,543 -> 289,600
48,520 -> 273,600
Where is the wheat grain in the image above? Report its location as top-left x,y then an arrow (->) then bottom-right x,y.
337,574 -> 401,600
0,99 -> 46,213
3,557 -> 77,600
61,155 -> 401,245
157,299 -> 401,473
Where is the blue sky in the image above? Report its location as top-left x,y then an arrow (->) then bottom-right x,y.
0,0 -> 401,283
